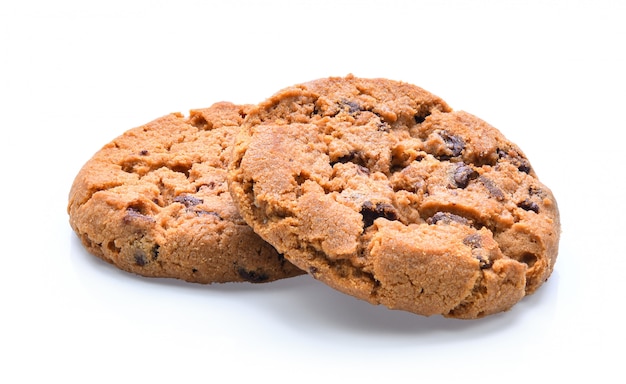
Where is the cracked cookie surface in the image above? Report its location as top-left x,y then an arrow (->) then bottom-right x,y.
68,102 -> 303,284
228,75 -> 560,318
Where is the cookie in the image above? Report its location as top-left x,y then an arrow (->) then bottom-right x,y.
228,75 -> 560,318
68,102 -> 304,284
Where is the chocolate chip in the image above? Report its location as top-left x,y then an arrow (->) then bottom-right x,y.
151,245 -> 160,260
361,201 -> 399,228
497,148 -> 531,174
330,151 -> 367,169
427,212 -> 470,226
173,195 -> 203,208
123,207 -> 155,224
440,131 -> 465,159
139,149 -> 149,156
237,268 -> 269,283
453,163 -> 478,188
475,253 -> 493,269
517,159 -> 532,174
528,186 -> 545,197
414,113 -> 429,124
463,233 -> 483,249
334,154 -> 355,164
462,234 -> 492,268
478,176 -> 505,201
134,251 -> 147,266
518,199 -> 540,213
377,121 -> 391,132
196,211 -> 223,220
338,99 -> 362,114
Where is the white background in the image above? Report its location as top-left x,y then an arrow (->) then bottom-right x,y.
1,1 -> 624,382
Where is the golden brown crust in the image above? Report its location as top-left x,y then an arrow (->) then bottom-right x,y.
228,75 -> 560,318
68,102 -> 304,284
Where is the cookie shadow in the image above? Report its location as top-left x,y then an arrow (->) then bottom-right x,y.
71,233 -> 558,342
210,273 -> 555,343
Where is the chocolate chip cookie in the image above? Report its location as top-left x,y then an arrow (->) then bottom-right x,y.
228,75 -> 560,318
68,102 -> 303,284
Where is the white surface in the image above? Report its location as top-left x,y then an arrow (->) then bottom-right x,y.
1,1 -> 624,382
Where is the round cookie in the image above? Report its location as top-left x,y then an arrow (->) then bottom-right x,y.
228,75 -> 560,318
68,102 -> 304,284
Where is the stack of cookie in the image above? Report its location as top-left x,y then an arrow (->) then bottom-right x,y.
68,75 -> 560,319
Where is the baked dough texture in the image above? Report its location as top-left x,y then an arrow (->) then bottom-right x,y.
68,102 -> 303,284
228,75 -> 560,318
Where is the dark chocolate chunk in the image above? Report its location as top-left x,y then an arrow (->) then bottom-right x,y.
173,195 -> 203,208
134,251 -> 147,266
427,212 -> 470,226
517,159 -> 532,174
518,199 -> 540,213
440,131 -> 465,159
528,185 -> 545,197
453,163 -> 478,188
463,233 -> 483,249
414,113 -> 430,124
237,268 -> 269,283
361,201 -> 399,228
174,195 -> 203,208
342,99 -> 362,114
201,181 -> 217,190
123,207 -> 155,224
334,153 -> 356,164
196,210 -> 223,220
333,152 -> 359,164
151,244 -> 160,260
475,253 -> 493,269
139,149 -> 149,156
478,176 -> 505,201
463,234 -> 492,268
377,121 -> 391,132
497,148 -> 532,174
330,151 -> 368,169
